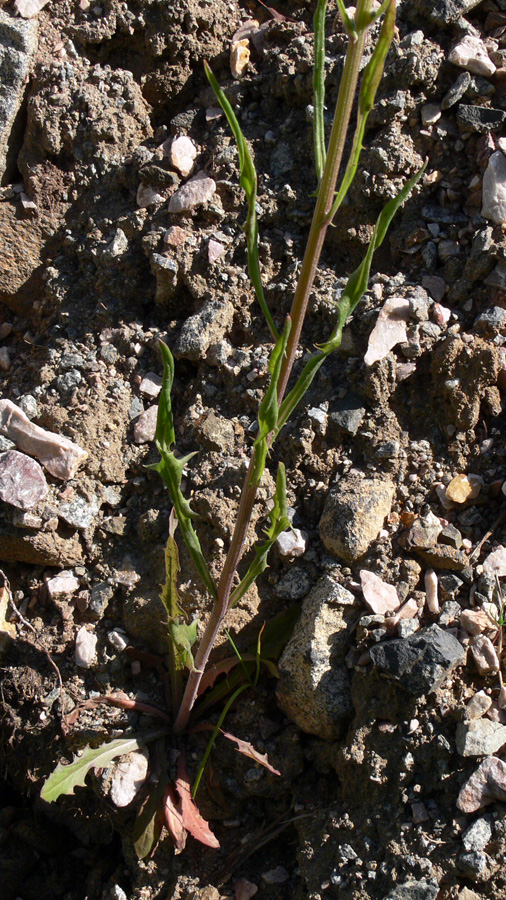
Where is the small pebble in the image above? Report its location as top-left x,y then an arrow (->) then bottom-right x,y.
46,572 -> 80,601
483,546 -> 506,577
446,474 -> 482,504
168,135 -> 197,177
470,635 -> 500,675
276,528 -> 308,558
262,866 -> 289,885
0,450 -> 48,509
169,172 -> 216,213
231,39 -> 250,78
139,372 -> 162,397
449,35 -> 496,77
0,347 -> 11,370
109,749 -> 149,807
136,182 -> 164,208
75,626 -> 97,667
360,570 -> 399,615
134,405 -> 158,443
466,690 -> 493,720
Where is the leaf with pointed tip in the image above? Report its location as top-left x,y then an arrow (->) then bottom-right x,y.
204,63 -> 278,341
231,463 -> 290,607
164,784 -> 187,854
133,775 -> 166,860
251,320 -> 291,487
221,731 -> 281,776
151,342 -> 217,602
40,732 -> 165,804
176,756 -> 220,848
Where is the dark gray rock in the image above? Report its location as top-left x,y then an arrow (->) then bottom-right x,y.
457,851 -> 495,882
328,393 -> 366,438
457,105 -> 506,134
413,0 -> 485,24
473,306 -> 506,337
0,11 -> 38,180
369,624 -> 466,696
89,581 -> 115,619
174,299 -> 234,361
382,878 -> 439,900
274,567 -> 313,601
462,817 -> 492,852
442,72 -> 471,109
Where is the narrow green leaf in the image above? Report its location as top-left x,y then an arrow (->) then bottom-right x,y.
313,0 -> 328,183
275,161 -> 427,435
133,773 -> 167,860
40,732 -> 165,804
231,463 -> 290,607
151,343 -> 217,602
324,0 -> 396,225
191,683 -> 250,798
251,317 -> 291,486
204,62 -> 278,341
336,0 -> 357,37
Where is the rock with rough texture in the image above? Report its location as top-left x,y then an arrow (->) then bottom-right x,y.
381,879 -> 439,900
319,475 -> 395,562
0,400 -> 87,479
0,450 -> 47,509
0,10 -> 38,180
456,719 -> 506,757
174,299 -> 234,361
369,624 -> 466,696
169,171 -> 216,213
457,106 -> 506,134
150,253 -> 179,305
75,626 -> 97,667
59,493 -> 100,530
0,526 -> 84,566
457,756 -> 506,812
276,576 -> 358,740
449,36 -> 496,78
413,0 -> 485,24
462,817 -> 492,852
407,511 -> 442,549
482,152 -> 506,225
109,749 -> 149,807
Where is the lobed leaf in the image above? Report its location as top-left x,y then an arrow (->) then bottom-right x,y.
151,342 -> 217,602
221,731 -> 281,776
176,755 -> 220,848
40,732 -> 164,804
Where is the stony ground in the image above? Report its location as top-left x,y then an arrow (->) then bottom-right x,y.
2,1 -> 506,899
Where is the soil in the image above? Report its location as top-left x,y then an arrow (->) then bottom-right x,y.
1,1 -> 506,899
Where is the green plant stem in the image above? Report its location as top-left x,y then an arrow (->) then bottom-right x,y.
277,0 -> 373,402
173,0 -> 374,736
